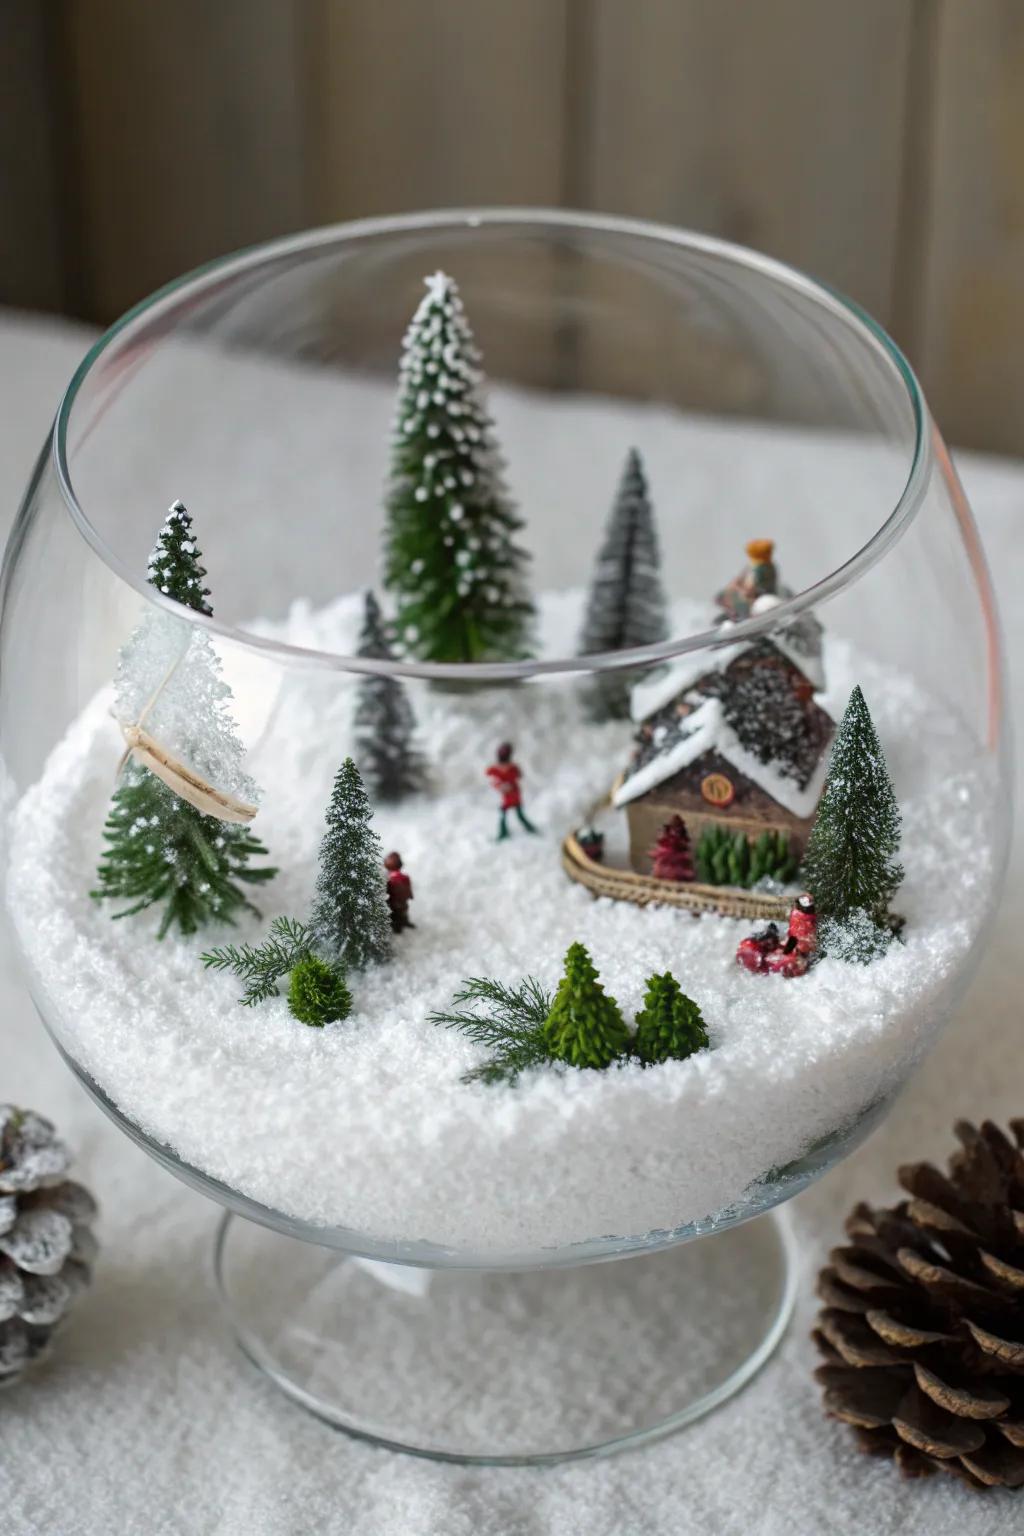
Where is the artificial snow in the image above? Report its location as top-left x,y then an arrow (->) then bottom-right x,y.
5,593 -> 998,1257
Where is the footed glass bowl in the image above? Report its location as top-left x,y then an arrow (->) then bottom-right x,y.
0,210 -> 1009,1462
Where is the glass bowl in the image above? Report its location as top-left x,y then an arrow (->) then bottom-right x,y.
0,210 -> 1008,1461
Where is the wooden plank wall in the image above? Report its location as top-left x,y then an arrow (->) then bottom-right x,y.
908,0 -> 1024,456
0,1 -> 65,312
1,0 -> 1023,454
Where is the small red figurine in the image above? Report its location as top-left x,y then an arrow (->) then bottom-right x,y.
486,742 -> 538,841
736,892 -> 817,978
384,851 -> 415,933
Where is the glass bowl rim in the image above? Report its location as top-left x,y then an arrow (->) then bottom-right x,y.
51,206 -> 930,682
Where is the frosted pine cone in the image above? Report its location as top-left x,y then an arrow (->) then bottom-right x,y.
815,1119 -> 1024,1490
0,1106 -> 98,1390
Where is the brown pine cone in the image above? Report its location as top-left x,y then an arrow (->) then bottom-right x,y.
814,1118 -> 1024,1491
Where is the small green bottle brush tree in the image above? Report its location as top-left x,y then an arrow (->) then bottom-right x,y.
802,685 -> 904,962
203,756 -> 391,1025
577,447 -> 669,720
383,271 -> 535,663
432,942 -> 709,1085
92,501 -> 275,939
308,756 -> 393,971
353,590 -> 427,802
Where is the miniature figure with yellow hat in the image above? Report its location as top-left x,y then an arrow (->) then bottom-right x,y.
716,538 -> 780,620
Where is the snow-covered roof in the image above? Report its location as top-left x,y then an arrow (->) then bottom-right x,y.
630,597 -> 825,723
631,640 -> 742,722
613,696 -> 829,820
749,596 -> 826,691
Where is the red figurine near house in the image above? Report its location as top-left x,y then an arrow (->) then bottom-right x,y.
384,851 -> 415,933
736,892 -> 818,978
486,742 -> 538,841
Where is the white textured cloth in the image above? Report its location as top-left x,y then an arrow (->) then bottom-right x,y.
1,308 -> 1023,1534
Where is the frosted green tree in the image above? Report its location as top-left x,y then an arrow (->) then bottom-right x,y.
308,757 -> 392,970
578,448 -> 669,718
383,271 -> 534,662
802,685 -> 903,962
146,499 -> 212,612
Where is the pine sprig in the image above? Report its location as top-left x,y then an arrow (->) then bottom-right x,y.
429,974 -> 552,1086
201,916 -> 312,1006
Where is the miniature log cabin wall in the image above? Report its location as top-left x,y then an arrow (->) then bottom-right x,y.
622,763 -> 816,877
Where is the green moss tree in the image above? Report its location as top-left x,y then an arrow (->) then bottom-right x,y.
542,942 -> 630,1070
94,501 -> 275,938
634,972 -> 709,1064
383,271 -> 534,662
309,757 -> 392,970
801,685 -> 903,961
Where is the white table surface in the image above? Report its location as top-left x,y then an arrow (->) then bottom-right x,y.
1,307 -> 1023,1536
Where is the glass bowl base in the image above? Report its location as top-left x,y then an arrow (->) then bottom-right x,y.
213,1209 -> 798,1465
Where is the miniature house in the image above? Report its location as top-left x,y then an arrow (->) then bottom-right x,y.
613,546 -> 834,879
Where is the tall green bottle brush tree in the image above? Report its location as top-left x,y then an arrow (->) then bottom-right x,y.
93,501 -> 275,938
383,272 -> 535,663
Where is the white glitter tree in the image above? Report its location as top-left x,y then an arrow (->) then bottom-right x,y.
112,510 -> 258,809
94,502 -> 273,938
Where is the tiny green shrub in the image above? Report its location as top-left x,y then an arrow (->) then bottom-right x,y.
287,953 -> 352,1027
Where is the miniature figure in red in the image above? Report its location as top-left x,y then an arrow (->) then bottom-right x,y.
384,850 -> 415,932
736,892 -> 817,978
486,742 -> 538,841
